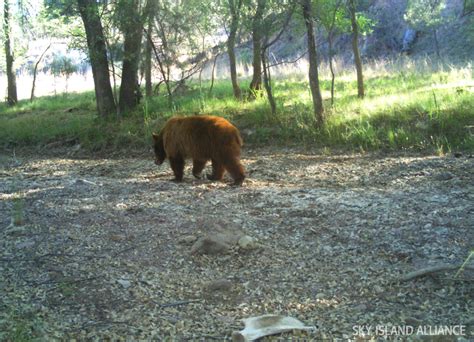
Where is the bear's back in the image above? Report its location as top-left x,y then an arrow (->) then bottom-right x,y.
162,115 -> 241,159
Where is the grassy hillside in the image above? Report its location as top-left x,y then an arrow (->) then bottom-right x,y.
0,59 -> 473,154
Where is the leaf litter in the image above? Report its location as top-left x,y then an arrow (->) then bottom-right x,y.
0,147 -> 473,340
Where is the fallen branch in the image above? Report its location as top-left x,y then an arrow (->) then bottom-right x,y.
156,299 -> 201,308
400,264 -> 474,282
16,275 -> 101,288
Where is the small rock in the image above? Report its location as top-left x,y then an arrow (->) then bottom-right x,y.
453,152 -> 463,158
178,235 -> 198,244
190,236 -> 231,255
110,234 -> 125,242
117,279 -> 131,289
206,279 -> 233,292
354,304 -> 368,311
435,172 -> 454,181
322,245 -> 333,253
175,320 -> 185,330
373,285 -> 384,294
404,316 -> 422,326
16,240 -> 35,249
219,255 -> 232,262
238,235 -> 258,250
316,293 -> 326,300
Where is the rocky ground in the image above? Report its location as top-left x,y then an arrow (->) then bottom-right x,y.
0,147 -> 473,340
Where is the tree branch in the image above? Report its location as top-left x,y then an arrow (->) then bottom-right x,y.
399,264 -> 474,282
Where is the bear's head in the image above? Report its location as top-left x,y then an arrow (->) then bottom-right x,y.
152,132 -> 166,165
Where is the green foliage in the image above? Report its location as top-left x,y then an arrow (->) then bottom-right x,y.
314,0 -> 350,34
314,0 -> 374,38
11,197 -> 24,226
405,0 -> 446,31
49,53 -> 78,77
356,12 -> 375,35
44,0 -> 77,19
0,305 -> 47,341
1,60 -> 473,153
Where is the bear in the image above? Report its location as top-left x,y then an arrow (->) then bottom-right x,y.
152,115 -> 245,186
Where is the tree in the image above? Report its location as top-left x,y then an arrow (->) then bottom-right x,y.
463,0 -> 474,16
77,0 -> 117,118
405,0 -> 446,58
144,0 -> 155,98
314,0 -> 345,105
301,0 -> 324,126
3,0 -> 18,106
117,0 -> 143,114
49,53 -> 78,94
147,0 -> 217,107
348,0 -> 364,98
225,0 -> 244,100
259,2 -> 294,116
248,0 -> 266,95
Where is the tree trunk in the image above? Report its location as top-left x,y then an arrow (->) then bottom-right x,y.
348,0 -> 364,98
31,44 -> 51,101
3,0 -> 18,106
145,1 -> 155,98
208,53 -> 219,96
77,0 -> 116,118
227,0 -> 242,100
433,28 -> 440,59
105,38 -> 119,109
328,1 -> 342,106
249,0 -> 266,95
146,26 -> 174,107
302,0 -> 324,127
261,48 -> 276,116
328,33 -> 335,106
118,0 -> 143,114
145,22 -> 153,98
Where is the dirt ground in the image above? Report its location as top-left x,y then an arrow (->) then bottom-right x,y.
1,147 -> 473,340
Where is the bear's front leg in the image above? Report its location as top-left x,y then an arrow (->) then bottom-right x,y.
192,159 -> 207,179
169,156 -> 185,182
224,158 -> 245,186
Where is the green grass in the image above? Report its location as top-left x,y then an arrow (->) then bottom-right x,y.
0,305 -> 47,341
1,61 -> 473,153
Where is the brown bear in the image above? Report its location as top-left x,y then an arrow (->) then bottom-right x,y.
152,115 -> 245,185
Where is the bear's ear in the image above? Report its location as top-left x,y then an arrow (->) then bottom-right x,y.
152,133 -> 159,140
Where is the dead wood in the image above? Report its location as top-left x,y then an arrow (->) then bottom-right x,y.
400,264 -> 474,282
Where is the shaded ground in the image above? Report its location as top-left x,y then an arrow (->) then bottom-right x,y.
1,148 -> 473,340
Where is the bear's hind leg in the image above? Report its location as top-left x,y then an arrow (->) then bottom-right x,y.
207,159 -> 225,181
169,156 -> 185,182
224,158 -> 245,186
192,159 -> 207,179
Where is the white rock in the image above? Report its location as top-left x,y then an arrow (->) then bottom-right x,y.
117,279 -> 131,289
238,235 -> 258,250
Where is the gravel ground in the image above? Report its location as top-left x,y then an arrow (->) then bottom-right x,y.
1,147 -> 473,340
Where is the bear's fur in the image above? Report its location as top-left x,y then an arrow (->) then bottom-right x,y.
152,115 -> 245,185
